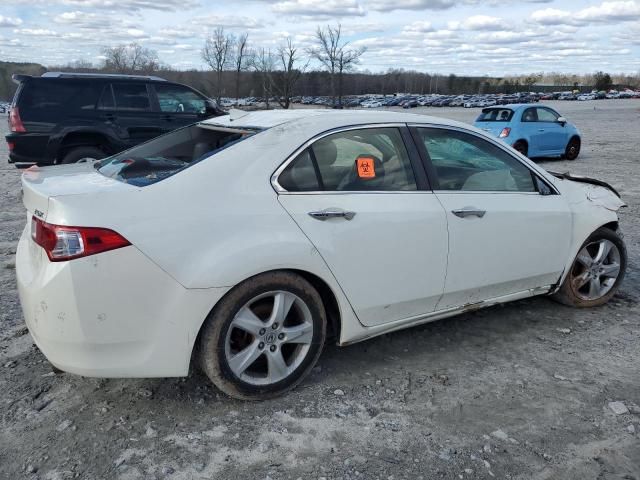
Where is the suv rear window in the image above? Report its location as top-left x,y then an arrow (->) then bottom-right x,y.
95,124 -> 257,186
476,108 -> 514,122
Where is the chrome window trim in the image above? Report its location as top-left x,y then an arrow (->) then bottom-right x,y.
407,122 -> 561,196
270,123 -> 415,194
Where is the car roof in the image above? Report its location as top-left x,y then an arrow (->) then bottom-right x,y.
201,108 -> 471,131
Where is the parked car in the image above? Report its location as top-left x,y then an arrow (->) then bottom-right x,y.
17,109 -> 626,400
6,72 -> 224,166
474,104 -> 581,160
577,93 -> 596,101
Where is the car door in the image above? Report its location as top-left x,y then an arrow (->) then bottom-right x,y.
152,83 -> 208,134
100,82 -> 164,148
411,126 -> 572,310
534,107 -> 568,154
275,126 -> 449,327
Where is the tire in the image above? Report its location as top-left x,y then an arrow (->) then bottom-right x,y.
199,271 -> 327,400
513,140 -> 528,157
60,146 -> 106,164
564,137 -> 581,160
552,227 -> 626,308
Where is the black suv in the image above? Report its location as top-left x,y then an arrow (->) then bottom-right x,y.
6,72 -> 224,165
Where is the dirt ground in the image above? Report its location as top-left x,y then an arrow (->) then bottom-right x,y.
0,100 -> 639,480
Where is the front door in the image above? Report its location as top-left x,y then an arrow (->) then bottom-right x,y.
412,126 -> 572,309
276,126 -> 449,327
107,82 -> 164,148
152,84 -> 207,135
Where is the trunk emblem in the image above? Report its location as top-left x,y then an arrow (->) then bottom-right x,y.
34,209 -> 44,218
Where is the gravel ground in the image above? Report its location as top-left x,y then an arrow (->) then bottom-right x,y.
0,100 -> 639,480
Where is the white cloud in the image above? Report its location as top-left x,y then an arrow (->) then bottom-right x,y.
532,0 -> 640,25
366,0 -> 456,11
0,15 -> 23,27
13,28 -> 57,36
269,0 -> 365,16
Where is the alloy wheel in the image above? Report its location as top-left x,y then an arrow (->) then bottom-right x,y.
570,239 -> 621,301
224,291 -> 314,385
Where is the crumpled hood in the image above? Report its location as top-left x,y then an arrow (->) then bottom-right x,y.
554,175 -> 625,211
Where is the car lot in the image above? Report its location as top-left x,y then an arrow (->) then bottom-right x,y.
0,100 -> 638,479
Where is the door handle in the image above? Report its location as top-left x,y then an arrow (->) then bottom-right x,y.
308,208 -> 356,221
452,207 -> 486,218
163,115 -> 174,121
538,129 -> 545,132
103,113 -> 115,122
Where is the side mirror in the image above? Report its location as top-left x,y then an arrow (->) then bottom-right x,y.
557,116 -> 567,126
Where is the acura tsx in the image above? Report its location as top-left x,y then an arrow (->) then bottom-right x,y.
16,109 -> 626,399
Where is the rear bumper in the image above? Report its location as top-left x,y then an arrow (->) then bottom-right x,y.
6,133 -> 54,165
16,224 -> 227,377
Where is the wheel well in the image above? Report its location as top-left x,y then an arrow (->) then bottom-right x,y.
569,135 -> 581,143
287,269 -> 341,343
513,139 -> 528,147
601,221 -> 619,232
58,132 -> 111,158
189,268 -> 343,374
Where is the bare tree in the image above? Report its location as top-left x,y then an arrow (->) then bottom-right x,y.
270,38 -> 307,109
102,43 -> 160,74
201,27 -> 233,103
309,24 -> 365,107
251,47 -> 275,109
233,33 -> 250,102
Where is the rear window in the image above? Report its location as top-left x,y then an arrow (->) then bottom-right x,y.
476,108 -> 514,122
18,79 -> 102,111
95,124 -> 257,187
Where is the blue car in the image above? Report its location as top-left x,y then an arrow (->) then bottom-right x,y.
474,104 -> 581,160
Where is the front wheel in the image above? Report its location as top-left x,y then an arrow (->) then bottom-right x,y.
553,227 -> 626,307
199,271 -> 326,400
564,137 -> 581,160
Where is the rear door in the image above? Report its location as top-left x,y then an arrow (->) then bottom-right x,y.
412,126 -> 571,309
151,83 -> 208,134
98,82 -> 163,148
275,125 -> 449,327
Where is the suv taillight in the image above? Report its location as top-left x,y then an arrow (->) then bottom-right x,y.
31,216 -> 130,262
9,107 -> 26,132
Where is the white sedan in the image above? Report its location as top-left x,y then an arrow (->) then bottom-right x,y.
16,109 -> 626,399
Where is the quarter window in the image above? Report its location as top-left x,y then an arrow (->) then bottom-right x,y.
417,128 -> 536,192
112,83 -> 151,111
279,127 -> 417,192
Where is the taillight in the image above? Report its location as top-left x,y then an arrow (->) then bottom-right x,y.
31,216 -> 130,262
7,141 -> 15,151
9,107 -> 26,132
499,127 -> 511,138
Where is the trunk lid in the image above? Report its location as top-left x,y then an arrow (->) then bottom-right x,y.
21,163 -> 134,221
474,121 -> 510,137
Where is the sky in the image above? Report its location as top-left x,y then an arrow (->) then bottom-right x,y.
1,0 -> 639,76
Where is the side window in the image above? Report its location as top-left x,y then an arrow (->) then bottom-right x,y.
97,85 -> 115,110
536,108 -> 559,122
155,84 -> 206,114
311,128 -> 417,191
521,108 -> 537,122
278,150 -> 321,192
112,83 -> 151,111
417,128 -> 536,192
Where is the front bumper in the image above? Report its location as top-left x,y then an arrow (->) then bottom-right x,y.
16,224 -> 228,377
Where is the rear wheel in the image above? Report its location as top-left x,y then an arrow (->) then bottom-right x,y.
564,137 -> 581,160
60,146 -> 106,164
199,271 -> 326,400
553,227 -> 626,307
513,140 -> 528,157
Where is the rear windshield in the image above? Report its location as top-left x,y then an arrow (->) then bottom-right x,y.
476,108 -> 514,122
95,124 -> 257,186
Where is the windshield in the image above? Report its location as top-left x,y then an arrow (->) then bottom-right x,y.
476,108 -> 514,122
96,124 -> 258,186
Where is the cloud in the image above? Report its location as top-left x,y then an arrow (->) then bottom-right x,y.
366,0 -> 456,12
13,28 -> 57,36
194,14 -> 266,30
0,15 -> 23,27
531,0 -> 640,25
4,0 -> 198,11
269,0 -> 365,17
458,15 -> 504,30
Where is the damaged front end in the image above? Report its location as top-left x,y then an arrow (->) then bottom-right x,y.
548,170 -> 626,211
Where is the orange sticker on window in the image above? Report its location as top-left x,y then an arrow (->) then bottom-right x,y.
357,157 -> 375,178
